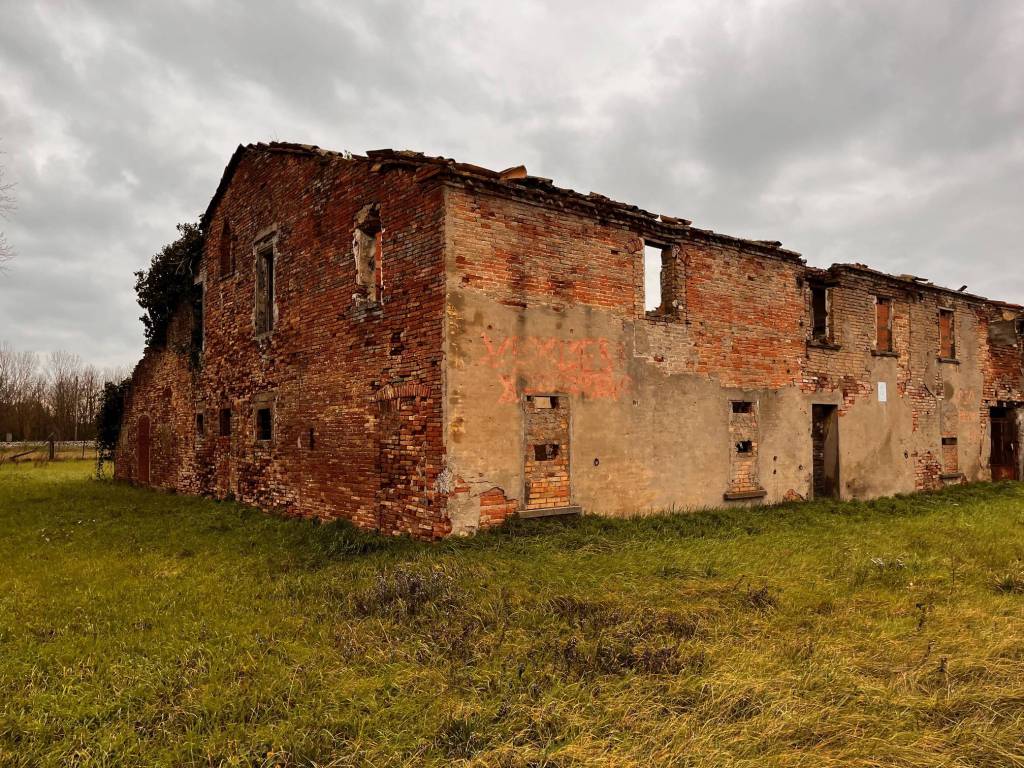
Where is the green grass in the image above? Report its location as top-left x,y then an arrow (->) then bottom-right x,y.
2,463 -> 1024,767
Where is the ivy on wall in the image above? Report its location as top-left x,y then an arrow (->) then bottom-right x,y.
134,221 -> 203,350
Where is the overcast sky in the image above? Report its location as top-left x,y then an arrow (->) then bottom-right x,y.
1,0 -> 1022,369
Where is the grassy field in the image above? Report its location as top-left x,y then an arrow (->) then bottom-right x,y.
1,463 -> 1023,767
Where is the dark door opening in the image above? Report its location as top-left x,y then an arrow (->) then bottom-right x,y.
990,407 -> 1019,481
137,414 -> 151,485
812,404 -> 839,499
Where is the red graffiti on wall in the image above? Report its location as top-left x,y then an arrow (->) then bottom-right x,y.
480,333 -> 630,403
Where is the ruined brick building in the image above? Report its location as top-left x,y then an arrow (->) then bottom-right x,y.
115,142 -> 1024,537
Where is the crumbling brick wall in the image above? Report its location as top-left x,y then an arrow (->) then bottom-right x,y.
118,143 -> 1023,537
118,145 -> 450,537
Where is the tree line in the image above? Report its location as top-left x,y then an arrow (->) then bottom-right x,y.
0,341 -> 129,442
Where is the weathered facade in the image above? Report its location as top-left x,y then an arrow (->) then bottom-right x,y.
116,143 -> 1024,537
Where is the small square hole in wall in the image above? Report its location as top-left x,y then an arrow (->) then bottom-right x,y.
534,443 -> 560,461
256,407 -> 272,441
942,436 -> 957,446
532,396 -> 558,410
736,440 -> 753,454
732,401 -> 753,414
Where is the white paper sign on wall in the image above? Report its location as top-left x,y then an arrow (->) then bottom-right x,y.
878,381 -> 887,403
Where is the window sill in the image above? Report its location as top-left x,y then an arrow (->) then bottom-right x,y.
723,489 -> 767,501
871,349 -> 898,358
937,357 -> 960,365
807,339 -> 841,351
939,472 -> 963,481
643,311 -> 679,324
518,505 -> 582,519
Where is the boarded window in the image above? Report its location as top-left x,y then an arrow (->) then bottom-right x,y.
939,309 -> 955,359
219,221 -> 234,276
643,241 -> 675,315
875,297 -> 893,352
219,408 -> 231,437
810,285 -> 831,342
941,436 -> 958,474
255,243 -> 275,335
255,407 -> 272,441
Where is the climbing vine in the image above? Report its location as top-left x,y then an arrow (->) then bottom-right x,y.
94,377 -> 130,477
134,221 -> 203,349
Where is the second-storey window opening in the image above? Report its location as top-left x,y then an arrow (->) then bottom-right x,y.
255,243 -> 275,334
219,408 -> 232,437
256,407 -> 272,441
192,281 -> 204,354
810,285 -> 831,342
195,413 -> 204,436
219,221 -> 234,276
875,296 -> 893,352
643,242 -> 673,315
353,204 -> 383,303
939,309 -> 955,359
732,401 -> 753,414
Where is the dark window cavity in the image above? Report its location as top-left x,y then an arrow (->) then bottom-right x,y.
308,427 -> 316,450
195,413 -> 204,436
731,401 -> 753,414
192,281 -> 204,354
256,407 -> 272,441
219,408 -> 231,437
219,220 -> 234,276
810,285 -> 831,342
735,440 -> 753,454
534,443 -> 560,461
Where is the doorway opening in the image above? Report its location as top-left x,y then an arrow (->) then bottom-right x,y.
990,406 -> 1019,481
812,404 -> 839,499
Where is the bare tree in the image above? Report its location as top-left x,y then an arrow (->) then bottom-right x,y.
46,350 -> 84,440
2,345 -> 44,439
0,144 -> 13,269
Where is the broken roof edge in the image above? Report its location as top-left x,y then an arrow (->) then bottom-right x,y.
197,143 -> 1019,310
828,263 -> 1023,311
199,142 -> 804,263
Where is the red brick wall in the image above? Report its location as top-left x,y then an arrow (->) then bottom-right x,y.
118,148 -> 450,538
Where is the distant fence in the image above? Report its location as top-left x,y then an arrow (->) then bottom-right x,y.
0,441 -> 99,463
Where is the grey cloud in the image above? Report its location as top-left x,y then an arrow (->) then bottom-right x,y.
0,0 -> 1021,369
